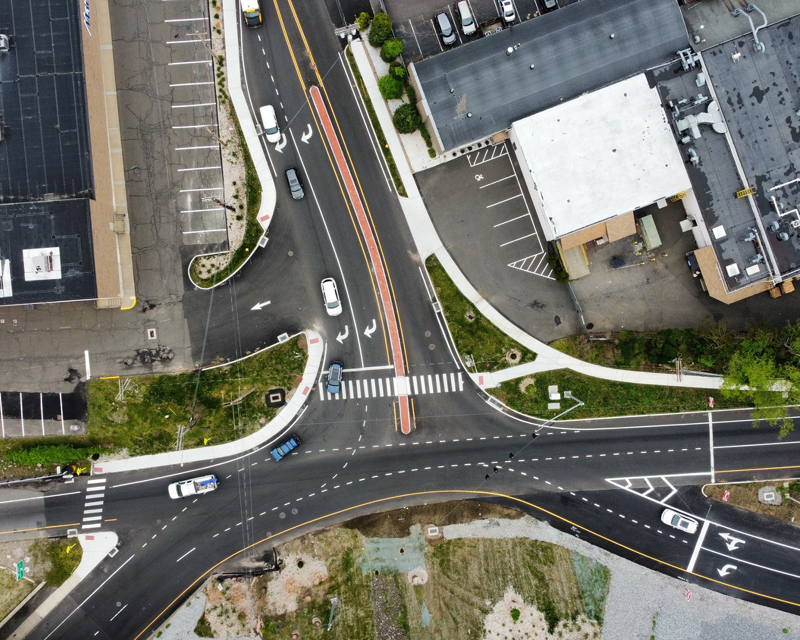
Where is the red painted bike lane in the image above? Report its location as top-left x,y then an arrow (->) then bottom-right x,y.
309,86 -> 412,434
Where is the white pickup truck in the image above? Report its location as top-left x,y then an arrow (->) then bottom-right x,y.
168,474 -> 219,499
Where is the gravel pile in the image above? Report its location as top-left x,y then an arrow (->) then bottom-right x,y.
444,517 -> 799,640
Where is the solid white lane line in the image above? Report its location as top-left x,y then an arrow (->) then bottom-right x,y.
708,412 -> 715,484
177,166 -> 221,172
172,102 -> 216,109
714,440 -> 800,449
686,520 -> 710,573
176,548 -> 196,562
703,546 -> 800,580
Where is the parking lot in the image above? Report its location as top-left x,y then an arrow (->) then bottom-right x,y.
417,141 -> 580,343
388,0 -> 563,62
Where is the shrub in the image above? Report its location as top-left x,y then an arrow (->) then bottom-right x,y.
7,444 -> 102,467
393,103 -> 422,133
356,12 -> 371,31
389,60 -> 406,81
368,13 -> 393,47
378,74 -> 403,100
381,38 -> 404,62
511,608 -> 521,622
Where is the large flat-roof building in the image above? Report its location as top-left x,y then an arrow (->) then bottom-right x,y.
410,0 -> 689,153
0,0 -> 135,308
510,74 -> 692,275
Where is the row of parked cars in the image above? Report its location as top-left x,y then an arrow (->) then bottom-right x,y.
435,0 -> 515,46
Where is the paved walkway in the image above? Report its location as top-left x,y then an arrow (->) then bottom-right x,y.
349,40 -> 723,392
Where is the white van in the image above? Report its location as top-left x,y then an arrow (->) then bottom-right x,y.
259,105 -> 280,143
455,1 -> 476,36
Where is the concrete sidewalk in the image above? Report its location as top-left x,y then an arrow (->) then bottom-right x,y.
92,331 -> 324,474
349,40 -> 722,392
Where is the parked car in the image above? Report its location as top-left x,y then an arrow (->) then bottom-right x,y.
320,277 -> 342,316
660,508 -> 699,534
543,0 -> 557,10
499,0 -> 515,24
435,11 -> 457,46
285,167 -> 304,200
259,104 -> 280,143
271,433 -> 301,461
454,0 -> 476,36
168,474 -> 218,499
327,360 -> 343,394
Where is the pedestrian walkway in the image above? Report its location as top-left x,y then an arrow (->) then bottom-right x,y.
348,40 -> 724,392
319,371 -> 464,401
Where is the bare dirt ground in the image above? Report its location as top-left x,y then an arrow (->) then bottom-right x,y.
705,482 -> 800,526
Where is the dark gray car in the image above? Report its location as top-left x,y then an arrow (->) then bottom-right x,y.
435,12 -> 457,46
285,167 -> 304,200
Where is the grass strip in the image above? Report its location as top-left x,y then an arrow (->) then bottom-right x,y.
488,369 -> 760,420
85,336 -> 307,455
191,107 -> 263,288
425,255 -> 536,372
346,47 -> 408,197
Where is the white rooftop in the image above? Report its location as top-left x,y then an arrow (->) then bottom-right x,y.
512,74 -> 691,239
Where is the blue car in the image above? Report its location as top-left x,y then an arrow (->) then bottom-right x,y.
327,360 -> 343,394
271,434 -> 301,461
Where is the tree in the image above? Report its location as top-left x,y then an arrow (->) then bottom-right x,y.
378,75 -> 403,100
389,60 -> 406,82
368,13 -> 393,48
393,103 -> 422,133
356,12 -> 371,31
721,332 -> 800,439
381,38 -> 404,62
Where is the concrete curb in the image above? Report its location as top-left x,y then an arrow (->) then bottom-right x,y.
92,331 -> 324,475
7,532 -> 119,640
189,3 -> 276,291
348,39 -> 723,392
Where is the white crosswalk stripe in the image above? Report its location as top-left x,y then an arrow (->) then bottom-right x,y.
318,372 -> 465,401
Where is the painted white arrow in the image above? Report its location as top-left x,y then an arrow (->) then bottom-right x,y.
251,300 -> 271,311
274,134 -> 287,153
336,325 -> 349,344
364,319 -> 377,338
719,532 -> 745,552
717,564 -> 737,577
301,124 -> 313,143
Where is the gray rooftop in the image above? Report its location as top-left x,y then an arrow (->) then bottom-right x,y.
703,17 -> 800,280
0,0 -> 93,202
656,13 -> 800,293
413,0 -> 690,152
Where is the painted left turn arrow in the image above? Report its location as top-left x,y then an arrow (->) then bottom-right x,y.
275,134 -> 287,153
336,325 -> 349,344
719,532 -> 745,552
301,124 -> 313,143
364,319 -> 376,338
717,564 -> 737,577
251,301 -> 271,311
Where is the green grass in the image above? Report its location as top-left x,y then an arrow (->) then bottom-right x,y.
31,539 -> 83,587
425,255 -> 535,372
190,107 -> 263,288
346,47 -> 408,197
85,336 -> 307,456
488,369 -> 759,420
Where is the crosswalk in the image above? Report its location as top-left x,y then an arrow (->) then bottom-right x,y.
82,477 -> 107,530
319,371 -> 464,402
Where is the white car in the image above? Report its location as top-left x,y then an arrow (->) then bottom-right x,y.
259,105 -> 280,144
499,0 -> 515,24
660,508 -> 698,534
168,475 -> 218,499
321,277 -> 342,316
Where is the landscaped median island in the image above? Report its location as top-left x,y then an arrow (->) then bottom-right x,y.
169,502 -> 608,640
425,255 -> 536,372
0,337 -> 307,480
705,480 -> 800,526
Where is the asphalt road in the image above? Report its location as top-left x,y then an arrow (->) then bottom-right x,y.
5,395 -> 800,640
1,0 -> 800,638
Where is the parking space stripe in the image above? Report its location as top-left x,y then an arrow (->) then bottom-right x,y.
494,213 -> 529,227
500,232 -> 537,247
480,174 -> 515,189
487,194 -> 523,208
167,60 -> 213,66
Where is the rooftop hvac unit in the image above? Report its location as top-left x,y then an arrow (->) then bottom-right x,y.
791,219 -> 800,229
750,253 -> 764,265
0,34 -> 9,53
